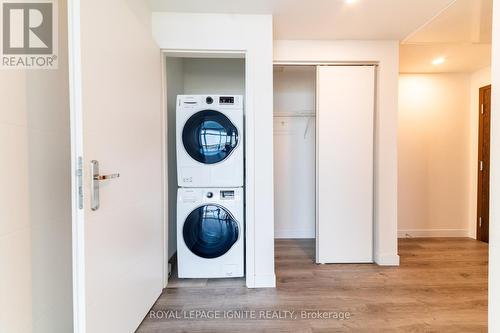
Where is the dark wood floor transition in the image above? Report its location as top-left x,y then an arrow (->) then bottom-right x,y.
137,238 -> 488,332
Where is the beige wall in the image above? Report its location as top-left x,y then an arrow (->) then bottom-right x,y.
0,1 -> 73,332
398,72 -> 492,238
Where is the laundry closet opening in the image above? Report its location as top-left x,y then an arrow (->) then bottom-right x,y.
164,54 -> 247,286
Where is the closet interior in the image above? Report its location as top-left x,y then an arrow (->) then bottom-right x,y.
273,65 -> 317,241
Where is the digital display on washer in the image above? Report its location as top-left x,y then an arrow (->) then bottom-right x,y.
219,96 -> 234,104
220,190 -> 235,199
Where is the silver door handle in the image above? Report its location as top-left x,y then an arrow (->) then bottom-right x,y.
90,160 -> 119,211
93,173 -> 120,181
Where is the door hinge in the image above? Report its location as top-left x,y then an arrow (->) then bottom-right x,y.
481,103 -> 484,114
479,217 -> 482,227
77,156 -> 83,209
480,160 -> 484,172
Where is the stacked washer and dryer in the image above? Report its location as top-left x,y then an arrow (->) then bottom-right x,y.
176,95 -> 244,278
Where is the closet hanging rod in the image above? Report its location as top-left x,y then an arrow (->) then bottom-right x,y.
273,110 -> 316,117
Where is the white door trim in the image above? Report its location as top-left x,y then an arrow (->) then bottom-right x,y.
160,53 -> 168,288
67,0 -> 85,332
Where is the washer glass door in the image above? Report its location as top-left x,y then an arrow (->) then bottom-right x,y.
183,204 -> 239,259
182,110 -> 239,164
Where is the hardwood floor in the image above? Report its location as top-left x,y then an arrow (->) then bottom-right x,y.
136,238 -> 488,332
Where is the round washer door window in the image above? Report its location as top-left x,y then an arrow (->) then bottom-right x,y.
182,110 -> 239,164
183,204 -> 239,259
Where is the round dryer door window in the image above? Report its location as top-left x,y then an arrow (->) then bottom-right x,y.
183,204 -> 239,259
182,110 -> 239,164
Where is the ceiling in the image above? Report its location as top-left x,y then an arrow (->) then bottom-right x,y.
404,0 -> 492,44
400,43 -> 491,73
151,0 -> 493,73
150,0 -> 455,40
401,0 -> 492,73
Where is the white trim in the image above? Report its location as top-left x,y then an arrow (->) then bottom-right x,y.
160,54 -> 169,288
374,253 -> 400,266
243,51 -> 257,288
274,61 -> 378,66
489,1 -> 500,329
164,49 -> 245,58
274,229 -> 315,239
398,229 -> 470,238
253,274 -> 277,288
68,0 -> 85,332
315,65 -> 320,266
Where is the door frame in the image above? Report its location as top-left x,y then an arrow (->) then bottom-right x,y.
476,84 -> 492,242
273,61 -> 379,264
160,49 -> 253,288
68,0 -> 85,332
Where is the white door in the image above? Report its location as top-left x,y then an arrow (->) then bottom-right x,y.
316,66 -> 375,264
69,0 -> 164,332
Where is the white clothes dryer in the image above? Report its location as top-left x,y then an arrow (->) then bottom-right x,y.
176,95 -> 243,187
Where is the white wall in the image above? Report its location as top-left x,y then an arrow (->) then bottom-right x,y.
0,1 -> 73,332
165,57 -> 245,259
274,66 -> 315,114
399,74 -> 471,237
468,67 -> 492,238
153,13 -> 275,287
183,58 -> 245,95
489,0 -> 499,329
274,40 -> 400,265
273,66 -> 316,238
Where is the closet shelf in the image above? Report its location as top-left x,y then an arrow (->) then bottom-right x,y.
274,111 -> 316,118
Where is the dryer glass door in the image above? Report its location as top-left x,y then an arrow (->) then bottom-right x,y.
182,110 -> 239,164
183,204 -> 239,259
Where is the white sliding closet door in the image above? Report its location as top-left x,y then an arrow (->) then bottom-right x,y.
316,66 -> 375,263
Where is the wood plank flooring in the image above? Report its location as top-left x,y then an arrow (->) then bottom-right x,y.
136,238 -> 488,332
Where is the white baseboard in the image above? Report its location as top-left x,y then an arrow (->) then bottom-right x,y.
274,228 -> 315,239
374,253 -> 400,266
248,274 -> 276,288
398,229 -> 470,238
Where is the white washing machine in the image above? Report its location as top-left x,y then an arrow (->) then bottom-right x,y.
176,95 -> 243,187
177,187 -> 244,278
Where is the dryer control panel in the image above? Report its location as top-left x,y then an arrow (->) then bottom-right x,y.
220,190 -> 235,200
219,96 -> 234,104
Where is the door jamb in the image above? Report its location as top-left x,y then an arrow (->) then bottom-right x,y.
160,53 -> 168,288
68,0 -> 85,332
274,61 -> 379,264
